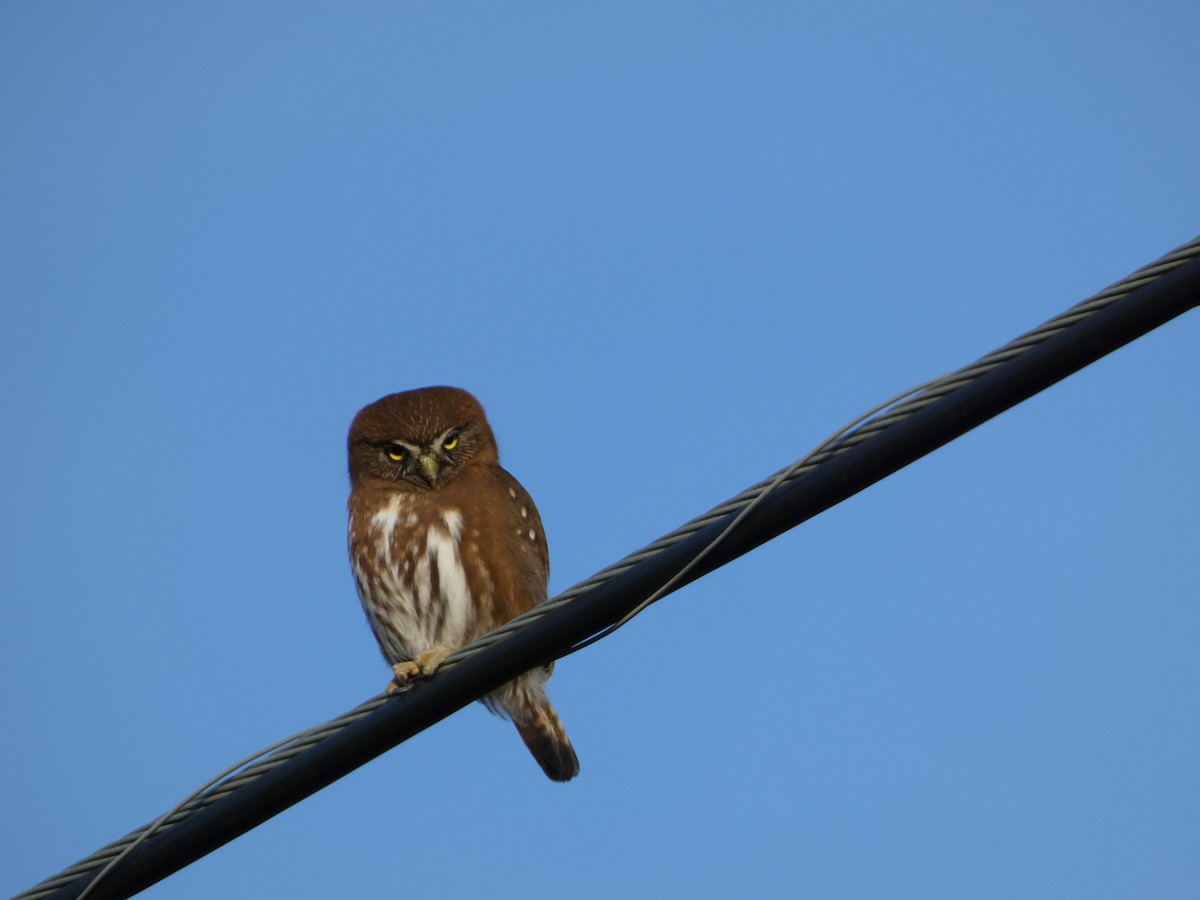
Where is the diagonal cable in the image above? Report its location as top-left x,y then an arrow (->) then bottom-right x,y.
17,233 -> 1200,900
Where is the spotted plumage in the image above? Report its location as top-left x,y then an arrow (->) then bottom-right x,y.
347,386 -> 578,781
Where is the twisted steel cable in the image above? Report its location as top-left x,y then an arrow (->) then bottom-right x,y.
18,233 -> 1200,900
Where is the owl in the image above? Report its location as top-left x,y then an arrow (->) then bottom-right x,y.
347,387 -> 579,782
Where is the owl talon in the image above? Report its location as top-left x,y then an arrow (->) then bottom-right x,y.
387,660 -> 422,693
386,649 -> 452,694
416,647 -> 451,676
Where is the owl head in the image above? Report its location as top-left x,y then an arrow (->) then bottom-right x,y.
348,386 -> 499,490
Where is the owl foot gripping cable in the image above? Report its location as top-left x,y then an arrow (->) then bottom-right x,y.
346,386 -> 580,782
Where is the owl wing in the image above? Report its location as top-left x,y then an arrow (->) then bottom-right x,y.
496,465 -> 550,601
493,465 -> 557,679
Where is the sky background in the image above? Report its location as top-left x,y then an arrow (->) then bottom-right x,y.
3,4 -> 1198,898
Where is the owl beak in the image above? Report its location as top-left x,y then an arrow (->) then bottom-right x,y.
417,451 -> 441,484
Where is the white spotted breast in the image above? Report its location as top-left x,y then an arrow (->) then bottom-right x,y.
348,492 -> 480,664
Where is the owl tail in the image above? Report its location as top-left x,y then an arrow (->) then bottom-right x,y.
491,673 -> 580,782
514,701 -> 580,783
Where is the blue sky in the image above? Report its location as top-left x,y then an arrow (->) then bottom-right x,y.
2,4 -> 1197,898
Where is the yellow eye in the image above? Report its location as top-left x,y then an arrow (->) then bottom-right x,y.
386,444 -> 406,462
442,432 -> 459,451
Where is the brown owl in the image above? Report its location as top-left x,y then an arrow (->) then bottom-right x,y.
347,387 -> 579,782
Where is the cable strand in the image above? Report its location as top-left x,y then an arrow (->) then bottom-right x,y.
17,233 -> 1200,900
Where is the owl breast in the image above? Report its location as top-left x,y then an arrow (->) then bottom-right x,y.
349,491 -> 490,665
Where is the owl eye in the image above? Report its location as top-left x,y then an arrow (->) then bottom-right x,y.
386,444 -> 407,462
442,431 -> 460,451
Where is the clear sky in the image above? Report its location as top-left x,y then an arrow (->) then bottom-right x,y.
3,4 -> 1198,899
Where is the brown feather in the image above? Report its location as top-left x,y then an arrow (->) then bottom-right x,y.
347,386 -> 579,781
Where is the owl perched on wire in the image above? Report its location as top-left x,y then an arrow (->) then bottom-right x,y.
347,387 -> 579,781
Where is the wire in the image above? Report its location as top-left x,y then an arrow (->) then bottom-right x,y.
560,373 -> 950,656
480,232 -> 1200,650
26,371 -> 969,900
18,233 -> 1200,900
